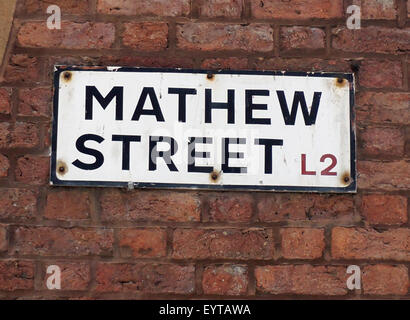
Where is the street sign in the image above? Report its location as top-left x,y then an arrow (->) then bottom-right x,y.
51,67 -> 356,192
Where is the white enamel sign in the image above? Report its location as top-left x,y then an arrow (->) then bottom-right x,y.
51,67 -> 356,192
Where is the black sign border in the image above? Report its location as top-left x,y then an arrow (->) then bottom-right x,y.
51,66 -> 356,193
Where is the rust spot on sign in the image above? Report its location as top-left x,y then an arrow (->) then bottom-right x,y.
209,169 -> 221,183
62,71 -> 72,82
341,172 -> 351,186
206,72 -> 215,81
57,160 -> 68,176
335,77 -> 347,88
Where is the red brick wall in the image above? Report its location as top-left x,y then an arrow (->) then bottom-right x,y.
0,0 -> 408,299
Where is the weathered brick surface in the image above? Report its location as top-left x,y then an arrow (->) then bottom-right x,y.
0,89 -> 11,115
408,0 -> 410,18
357,0 -> 397,20
198,0 -> 243,18
201,58 -> 248,70
44,190 -> 90,221
331,227 -> 410,261
0,260 -> 34,291
0,122 -> 39,149
361,195 -> 408,225
358,59 -> 403,89
42,262 -> 90,291
4,55 -> 44,84
17,0 -> 90,15
99,56 -> 195,68
356,92 -> 410,125
257,194 -> 354,221
280,27 -> 325,50
255,265 -> 348,295
17,22 -> 115,49
100,189 -> 200,222
359,126 -> 405,157
95,263 -> 195,294
207,193 -> 253,222
281,228 -> 325,259
332,27 -> 410,54
0,189 -> 37,220
252,0 -> 344,19
408,0 -> 410,17
0,155 -> 9,178
12,227 -> 114,257
176,23 -> 274,52
253,58 -> 352,72
0,225 -> 7,252
358,161 -> 410,190
122,22 -> 168,51
15,155 -> 49,185
172,228 -> 274,260
118,228 -> 167,258
18,88 -> 52,117
97,0 -> 190,16
202,264 -> 248,295
362,265 -> 409,295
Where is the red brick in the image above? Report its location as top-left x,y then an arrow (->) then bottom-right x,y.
202,264 -> 248,295
281,228 -> 325,259
95,263 -> 195,294
18,88 -> 52,117
122,22 -> 168,51
44,190 -> 90,221
253,58 -> 352,72
0,89 -> 11,115
0,260 -> 34,291
255,265 -> 347,295
172,228 -> 274,260
207,193 -> 253,222
4,55 -> 44,84
252,0 -> 343,19
0,122 -> 40,149
0,154 -> 9,178
201,58 -> 248,70
0,188 -> 37,220
358,0 -> 397,20
17,0 -> 90,15
332,26 -> 410,54
118,228 -> 167,258
42,262 -> 90,291
15,155 -> 49,185
331,227 -> 410,261
362,265 -> 408,295
280,27 -> 325,50
359,60 -> 403,88
0,225 -> 7,252
17,22 -> 115,49
12,227 -> 114,257
97,0 -> 190,16
408,0 -> 410,17
100,189 -> 200,222
40,56 -> 103,82
359,127 -> 405,157
198,0 -> 243,18
177,23 -> 273,52
361,195 -> 407,225
257,194 -> 354,222
99,56 -> 195,69
356,92 -> 410,125
358,161 -> 410,190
